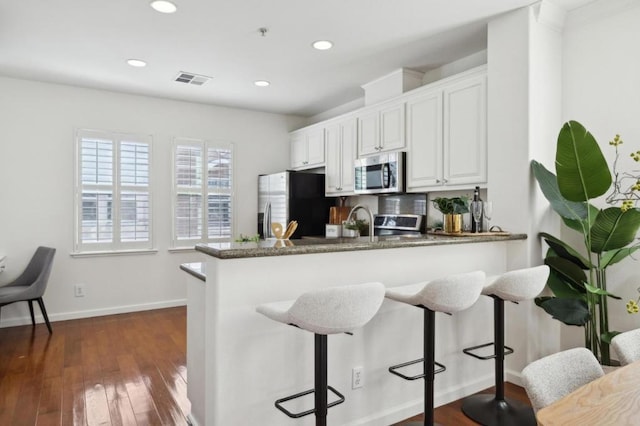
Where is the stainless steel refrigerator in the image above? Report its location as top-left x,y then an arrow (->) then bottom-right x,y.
258,171 -> 333,239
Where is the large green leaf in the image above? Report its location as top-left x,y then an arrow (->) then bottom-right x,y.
547,270 -> 585,299
562,203 -> 599,233
555,121 -> 612,202
584,283 -> 621,299
537,297 -> 590,326
531,160 -> 589,222
601,331 -> 621,345
544,256 -> 588,292
535,296 -> 551,308
590,208 -> 640,253
601,244 -> 640,268
540,232 -> 591,269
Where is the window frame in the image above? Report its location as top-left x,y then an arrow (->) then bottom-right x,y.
74,129 -> 154,254
171,138 -> 235,249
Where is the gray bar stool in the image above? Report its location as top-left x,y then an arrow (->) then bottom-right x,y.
385,270 -> 486,426
256,282 -> 385,426
461,265 -> 549,426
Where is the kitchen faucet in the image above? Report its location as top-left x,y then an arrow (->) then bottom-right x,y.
346,204 -> 375,242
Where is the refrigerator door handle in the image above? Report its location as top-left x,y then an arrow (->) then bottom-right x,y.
264,202 -> 271,238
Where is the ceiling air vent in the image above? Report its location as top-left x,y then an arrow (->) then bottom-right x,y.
174,71 -> 212,86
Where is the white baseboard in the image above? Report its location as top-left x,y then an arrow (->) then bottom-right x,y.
506,368 -> 524,387
0,299 -> 187,328
344,373 -> 497,426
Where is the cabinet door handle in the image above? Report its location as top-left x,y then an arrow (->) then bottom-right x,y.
443,179 -> 448,184
436,179 -> 441,184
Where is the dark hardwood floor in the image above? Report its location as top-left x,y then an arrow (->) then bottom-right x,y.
393,382 -> 531,425
0,306 -> 531,425
0,307 -> 189,426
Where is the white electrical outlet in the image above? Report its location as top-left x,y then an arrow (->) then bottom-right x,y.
352,366 -> 364,389
74,284 -> 86,297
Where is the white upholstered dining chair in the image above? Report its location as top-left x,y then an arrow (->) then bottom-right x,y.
521,347 -> 605,412
611,328 -> 640,365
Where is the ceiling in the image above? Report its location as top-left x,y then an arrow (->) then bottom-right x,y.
0,0 -> 594,117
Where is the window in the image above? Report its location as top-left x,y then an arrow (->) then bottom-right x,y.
75,129 -> 152,253
173,139 -> 233,247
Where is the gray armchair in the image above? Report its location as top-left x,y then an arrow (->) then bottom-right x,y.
0,246 -> 56,333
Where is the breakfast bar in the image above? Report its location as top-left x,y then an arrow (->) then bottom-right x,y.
187,233 -> 526,426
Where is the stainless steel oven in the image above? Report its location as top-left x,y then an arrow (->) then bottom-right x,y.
374,214 -> 424,237
354,152 -> 405,194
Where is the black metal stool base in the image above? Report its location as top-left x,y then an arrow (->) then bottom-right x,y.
461,394 -> 536,426
389,358 -> 446,381
274,385 -> 345,418
401,421 -> 444,426
462,342 -> 513,360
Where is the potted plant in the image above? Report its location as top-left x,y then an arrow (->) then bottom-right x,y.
342,219 -> 369,237
432,196 -> 469,233
531,120 -> 640,365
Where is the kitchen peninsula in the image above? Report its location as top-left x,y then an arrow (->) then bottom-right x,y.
186,233 -> 526,426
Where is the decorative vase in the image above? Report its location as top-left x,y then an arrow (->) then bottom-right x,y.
444,214 -> 462,233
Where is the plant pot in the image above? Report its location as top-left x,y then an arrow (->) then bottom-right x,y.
341,225 -> 360,238
444,214 -> 463,233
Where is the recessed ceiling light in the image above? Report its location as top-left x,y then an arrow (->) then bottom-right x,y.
312,40 -> 333,51
127,59 -> 147,67
254,80 -> 270,87
150,0 -> 177,14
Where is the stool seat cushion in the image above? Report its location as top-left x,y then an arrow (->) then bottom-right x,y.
385,271 -> 485,313
481,265 -> 549,302
256,282 -> 385,335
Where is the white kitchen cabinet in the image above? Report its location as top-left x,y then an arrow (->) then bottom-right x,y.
406,70 -> 487,191
406,90 -> 443,188
357,100 -> 405,156
325,116 -> 357,195
290,126 -> 325,169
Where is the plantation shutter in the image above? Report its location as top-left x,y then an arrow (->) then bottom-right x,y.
207,147 -> 232,238
80,137 -> 114,244
75,129 -> 153,253
175,144 -> 203,240
173,139 -> 234,247
120,140 -> 150,242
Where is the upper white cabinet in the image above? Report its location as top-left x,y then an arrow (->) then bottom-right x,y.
406,90 -> 443,188
290,125 -> 325,169
357,100 -> 405,156
325,116 -> 357,195
406,69 -> 487,191
443,74 -> 486,186
289,66 -> 487,191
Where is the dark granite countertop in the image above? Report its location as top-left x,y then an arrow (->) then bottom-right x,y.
195,232 -> 527,260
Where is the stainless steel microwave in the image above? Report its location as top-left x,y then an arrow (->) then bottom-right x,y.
354,152 -> 405,194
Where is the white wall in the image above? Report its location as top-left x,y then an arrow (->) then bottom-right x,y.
421,50 -> 488,85
562,0 -> 640,346
0,76 -> 304,326
487,2 -> 566,367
